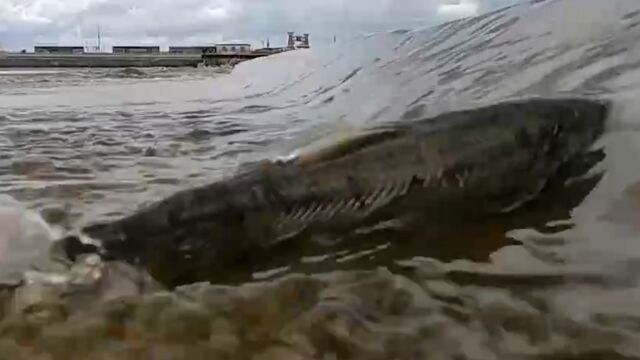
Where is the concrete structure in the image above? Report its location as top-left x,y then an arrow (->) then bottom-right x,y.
201,52 -> 268,67
287,33 -> 310,49
0,53 -> 201,68
287,32 -> 295,49
168,46 -> 215,54
2,32 -> 309,68
298,34 -> 310,49
252,47 -> 288,55
112,46 -> 160,54
203,32 -> 309,67
34,46 -> 84,54
214,44 -> 251,55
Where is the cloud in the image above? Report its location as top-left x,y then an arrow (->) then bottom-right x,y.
437,0 -> 480,19
0,0 -> 519,51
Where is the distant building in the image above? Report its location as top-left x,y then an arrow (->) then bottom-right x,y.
287,33 -> 310,49
112,46 -> 160,54
34,46 -> 84,54
168,46 -> 215,55
214,44 -> 251,55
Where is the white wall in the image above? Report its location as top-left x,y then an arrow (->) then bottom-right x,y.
215,44 -> 250,54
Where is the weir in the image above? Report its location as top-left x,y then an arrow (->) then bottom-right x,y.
0,51 -> 284,68
0,53 -> 203,68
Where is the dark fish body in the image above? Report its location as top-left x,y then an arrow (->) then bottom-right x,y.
70,98 -> 609,286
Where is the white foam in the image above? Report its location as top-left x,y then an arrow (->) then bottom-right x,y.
0,195 -> 57,282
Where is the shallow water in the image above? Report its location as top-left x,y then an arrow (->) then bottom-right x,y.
2,0 -> 640,358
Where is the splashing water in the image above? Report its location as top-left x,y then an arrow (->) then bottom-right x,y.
0,195 -> 58,284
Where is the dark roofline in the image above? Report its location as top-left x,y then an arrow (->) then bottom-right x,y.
113,46 -> 160,49
34,46 -> 84,49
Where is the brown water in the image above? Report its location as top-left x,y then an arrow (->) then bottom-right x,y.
2,0 -> 640,358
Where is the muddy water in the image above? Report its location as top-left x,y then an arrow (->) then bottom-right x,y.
2,0 -> 640,358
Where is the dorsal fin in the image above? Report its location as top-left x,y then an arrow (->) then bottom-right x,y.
294,129 -> 403,165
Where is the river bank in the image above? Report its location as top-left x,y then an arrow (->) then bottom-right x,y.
0,53 -> 202,68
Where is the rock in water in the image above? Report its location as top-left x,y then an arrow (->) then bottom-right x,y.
0,199 -> 161,318
60,98 -> 610,287
10,255 -> 163,317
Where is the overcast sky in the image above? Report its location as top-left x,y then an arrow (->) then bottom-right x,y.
0,0 -> 518,51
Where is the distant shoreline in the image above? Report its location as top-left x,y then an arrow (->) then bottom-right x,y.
0,53 -> 203,68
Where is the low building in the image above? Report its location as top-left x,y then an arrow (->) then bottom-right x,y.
168,46 -> 215,54
214,44 -> 251,55
34,46 -> 84,54
112,46 -> 160,54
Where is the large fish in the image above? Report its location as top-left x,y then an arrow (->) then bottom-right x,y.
59,98 -> 609,287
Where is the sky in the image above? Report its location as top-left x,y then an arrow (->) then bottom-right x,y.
0,0 -> 519,51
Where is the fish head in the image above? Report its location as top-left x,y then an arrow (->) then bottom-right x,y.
514,98 -> 609,163
490,98 -> 610,213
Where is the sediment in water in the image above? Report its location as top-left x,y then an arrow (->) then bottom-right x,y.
0,261 -> 637,360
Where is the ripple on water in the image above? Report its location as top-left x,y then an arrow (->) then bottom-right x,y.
2,254 -> 640,359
